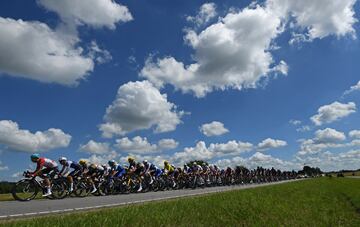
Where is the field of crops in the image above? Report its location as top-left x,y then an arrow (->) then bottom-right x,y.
1,178 -> 359,226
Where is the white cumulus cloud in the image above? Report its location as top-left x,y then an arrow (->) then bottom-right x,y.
37,0 -> 133,29
314,128 -> 346,144
172,140 -> 253,165
257,138 -> 287,151
268,0 -> 358,40
289,119 -> 301,125
158,138 -> 179,150
115,136 -> 158,154
349,130 -> 360,139
215,152 -> 298,170
99,80 -> 185,138
84,150 -> 120,165
79,140 -> 111,155
209,140 -> 253,156
141,4 -> 286,97
296,149 -> 360,172
343,80 -> 360,96
0,17 -> 94,85
141,0 -> 357,97
311,101 -> 356,126
187,2 -> 217,27
297,128 -> 347,155
199,121 -> 229,137
115,136 -> 179,154
0,120 -> 71,153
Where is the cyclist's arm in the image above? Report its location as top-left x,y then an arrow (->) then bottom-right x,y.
31,162 -> 43,176
59,165 -> 66,175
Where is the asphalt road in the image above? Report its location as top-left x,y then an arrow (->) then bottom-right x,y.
0,179 -> 301,219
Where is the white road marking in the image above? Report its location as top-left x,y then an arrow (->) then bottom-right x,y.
23,213 -> 37,216
38,211 -> 50,215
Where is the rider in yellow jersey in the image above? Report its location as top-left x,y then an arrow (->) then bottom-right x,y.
164,161 -> 174,173
164,161 -> 176,187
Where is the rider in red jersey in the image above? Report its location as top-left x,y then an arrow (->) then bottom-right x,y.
30,153 -> 58,197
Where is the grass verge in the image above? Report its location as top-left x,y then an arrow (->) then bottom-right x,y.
1,178 -> 360,226
0,193 -> 44,202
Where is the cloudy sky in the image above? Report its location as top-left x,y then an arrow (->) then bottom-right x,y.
1,0 -> 360,181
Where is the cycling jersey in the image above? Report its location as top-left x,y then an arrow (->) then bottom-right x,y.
203,165 -> 209,172
192,165 -> 203,172
88,164 -> 105,176
33,157 -> 58,177
37,158 -> 58,169
134,163 -> 144,175
149,163 -> 159,171
112,164 -> 126,178
164,163 -> 175,172
128,161 -> 136,170
183,166 -> 192,174
103,166 -> 112,175
60,161 -> 81,176
147,163 -> 162,177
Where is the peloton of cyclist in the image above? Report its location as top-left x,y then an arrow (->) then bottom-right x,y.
58,157 -> 82,193
30,154 -> 58,197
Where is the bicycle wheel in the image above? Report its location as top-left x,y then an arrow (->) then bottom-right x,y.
74,181 -> 90,197
11,179 -> 39,201
99,181 -> 111,195
51,179 -> 67,199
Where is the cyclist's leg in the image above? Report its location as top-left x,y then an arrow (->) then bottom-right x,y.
39,168 -> 52,196
68,170 -> 79,192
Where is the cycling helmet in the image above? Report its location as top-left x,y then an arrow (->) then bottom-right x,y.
193,162 -> 197,165
30,153 -> 40,162
143,160 -> 148,165
79,159 -> 87,166
59,157 -> 67,163
108,160 -> 116,166
128,157 -> 134,162
164,160 -> 169,165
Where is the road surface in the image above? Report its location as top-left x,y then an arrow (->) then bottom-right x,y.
0,180 -> 300,220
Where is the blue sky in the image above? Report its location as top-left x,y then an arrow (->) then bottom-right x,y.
1,0 -> 360,181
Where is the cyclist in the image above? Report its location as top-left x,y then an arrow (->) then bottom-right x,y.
79,160 -> 99,194
58,157 -> 82,193
30,154 -> 58,197
128,157 -> 136,170
202,163 -> 210,183
127,157 -> 144,192
192,162 -> 203,174
183,164 -> 192,174
102,164 -> 112,177
143,160 -> 162,184
108,160 -> 126,178
163,160 -> 176,187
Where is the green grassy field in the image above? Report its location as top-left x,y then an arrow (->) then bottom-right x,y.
343,171 -> 360,177
1,178 -> 360,227
0,193 -> 44,201
0,193 -> 13,201
327,170 -> 360,177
